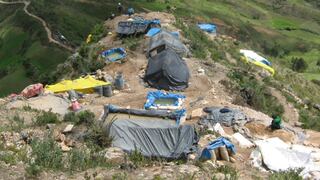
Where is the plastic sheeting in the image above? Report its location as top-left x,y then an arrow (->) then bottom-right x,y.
117,17 -> 160,35
21,83 -> 43,98
200,107 -> 247,127
197,23 -> 217,33
144,91 -> 185,110
240,49 -> 275,75
103,104 -> 186,124
45,75 -> 110,93
146,28 -> 161,37
147,30 -> 189,57
101,48 -> 127,62
254,138 -> 320,179
145,49 -> 190,91
200,137 -> 236,160
108,118 -> 198,159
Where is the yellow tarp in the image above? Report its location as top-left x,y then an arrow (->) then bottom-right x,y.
241,56 -> 275,76
45,75 -> 110,93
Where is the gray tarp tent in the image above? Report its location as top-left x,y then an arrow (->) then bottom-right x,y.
107,118 -> 198,159
147,30 -> 189,57
145,49 -> 190,91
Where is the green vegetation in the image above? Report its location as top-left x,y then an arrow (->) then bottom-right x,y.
268,169 -> 302,180
228,69 -> 284,116
34,111 -> 59,126
64,110 -> 95,125
212,165 -> 239,180
26,137 -> 113,177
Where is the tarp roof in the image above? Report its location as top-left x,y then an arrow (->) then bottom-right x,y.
145,49 -> 190,91
147,30 -> 189,57
45,75 -> 110,93
108,118 -> 198,159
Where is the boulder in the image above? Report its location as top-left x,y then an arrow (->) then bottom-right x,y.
104,147 -> 125,164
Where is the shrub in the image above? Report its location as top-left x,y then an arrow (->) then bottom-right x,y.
268,169 -> 302,180
77,110 -> 95,125
129,149 -> 147,167
291,57 -> 308,72
228,70 -> 284,116
63,112 -> 80,124
85,122 -> 113,150
29,138 -> 63,170
11,115 -> 26,132
213,165 -> 239,180
34,111 -> 59,126
311,79 -> 320,86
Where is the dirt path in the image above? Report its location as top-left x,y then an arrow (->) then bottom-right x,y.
269,87 -> 299,125
0,0 -> 74,52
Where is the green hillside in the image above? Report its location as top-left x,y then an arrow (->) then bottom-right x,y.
0,0 -> 319,98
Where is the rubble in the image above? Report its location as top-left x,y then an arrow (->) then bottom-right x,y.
63,124 -> 74,133
104,147 -> 126,164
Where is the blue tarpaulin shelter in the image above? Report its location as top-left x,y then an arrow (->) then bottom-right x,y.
197,23 -> 217,33
146,28 -> 180,38
200,137 -> 236,160
146,28 -> 162,37
101,48 -> 127,62
144,91 -> 185,110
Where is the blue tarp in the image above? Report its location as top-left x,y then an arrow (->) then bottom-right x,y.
197,23 -> 217,33
101,48 -> 126,62
146,28 -> 180,38
146,28 -> 162,37
144,91 -> 186,110
200,137 -> 236,160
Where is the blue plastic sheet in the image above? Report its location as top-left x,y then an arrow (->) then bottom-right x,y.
197,23 -> 217,33
146,28 -> 179,38
144,91 -> 186,109
200,137 -> 236,160
101,48 -> 126,62
146,28 -> 161,37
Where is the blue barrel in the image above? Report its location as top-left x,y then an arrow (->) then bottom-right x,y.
103,85 -> 113,97
114,73 -> 125,90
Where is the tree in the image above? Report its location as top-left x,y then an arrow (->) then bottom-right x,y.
291,57 -> 308,73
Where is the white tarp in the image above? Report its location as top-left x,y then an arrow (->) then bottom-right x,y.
232,132 -> 254,148
254,137 -> 320,179
240,49 -> 270,65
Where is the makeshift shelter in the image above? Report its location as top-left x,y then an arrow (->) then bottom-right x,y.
45,75 -> 110,93
147,30 -> 189,57
240,49 -> 275,76
117,17 -> 160,35
199,107 -> 247,127
101,48 -> 126,62
197,23 -> 217,33
145,49 -> 190,91
144,91 -> 185,110
106,115 -> 198,159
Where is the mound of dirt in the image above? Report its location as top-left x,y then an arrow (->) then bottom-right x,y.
245,121 -> 295,143
6,94 -> 70,115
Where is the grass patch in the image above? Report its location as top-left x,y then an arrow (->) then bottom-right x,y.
213,165 -> 239,180
34,111 -> 60,126
64,110 -> 95,125
268,169 -> 302,180
228,69 -> 284,116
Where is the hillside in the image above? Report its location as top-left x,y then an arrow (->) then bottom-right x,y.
0,0 -> 319,97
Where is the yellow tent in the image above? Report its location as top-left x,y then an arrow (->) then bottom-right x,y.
45,75 -> 110,93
